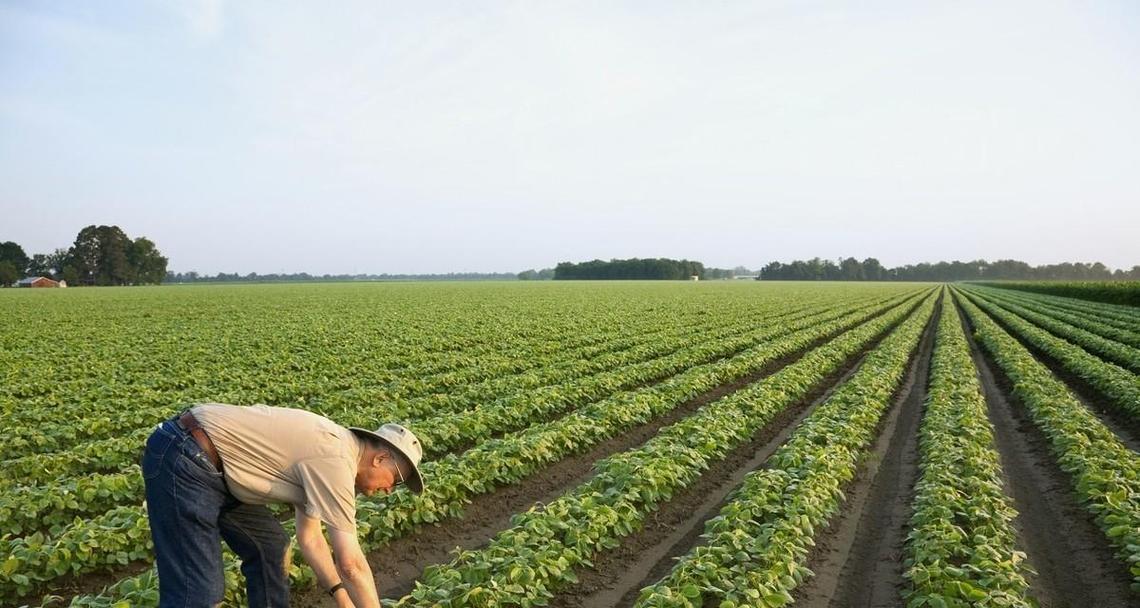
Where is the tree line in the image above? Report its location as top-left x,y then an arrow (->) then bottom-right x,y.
553,258 -> 707,280
516,268 -> 556,280
0,225 -> 168,287
758,257 -> 1140,282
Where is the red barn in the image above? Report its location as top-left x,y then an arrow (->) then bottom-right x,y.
17,276 -> 63,288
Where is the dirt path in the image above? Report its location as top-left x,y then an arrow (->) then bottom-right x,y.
793,299 -> 939,608
289,305 -> 908,607
957,300 -> 1136,608
562,351 -> 865,608
538,306 -> 921,608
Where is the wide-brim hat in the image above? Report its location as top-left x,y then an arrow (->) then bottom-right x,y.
349,423 -> 425,494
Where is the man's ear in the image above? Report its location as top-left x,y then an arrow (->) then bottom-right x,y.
372,447 -> 390,468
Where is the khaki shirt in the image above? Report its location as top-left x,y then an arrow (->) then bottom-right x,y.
192,403 -> 362,532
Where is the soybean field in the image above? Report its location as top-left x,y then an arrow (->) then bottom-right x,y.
2,281 -> 1139,608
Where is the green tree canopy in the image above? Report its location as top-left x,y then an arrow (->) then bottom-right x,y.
25,248 -> 68,279
554,258 -> 705,280
757,257 -> 1137,281
127,237 -> 169,284
64,225 -> 168,286
0,241 -> 29,276
0,261 -> 18,287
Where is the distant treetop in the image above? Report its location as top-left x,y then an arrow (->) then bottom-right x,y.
758,257 -> 1139,282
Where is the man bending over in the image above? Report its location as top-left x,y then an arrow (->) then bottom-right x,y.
142,403 -> 424,607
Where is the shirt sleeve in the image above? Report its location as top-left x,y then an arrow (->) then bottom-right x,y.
294,457 -> 357,532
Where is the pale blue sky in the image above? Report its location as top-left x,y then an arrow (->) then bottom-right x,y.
2,1 -> 1138,274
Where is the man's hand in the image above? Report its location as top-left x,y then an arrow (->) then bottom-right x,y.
295,507 -> 379,608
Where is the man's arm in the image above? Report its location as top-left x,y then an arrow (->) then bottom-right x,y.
294,507 -> 375,608
295,506 -> 381,608
327,524 -> 380,608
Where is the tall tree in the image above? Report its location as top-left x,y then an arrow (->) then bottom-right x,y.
47,248 -> 68,278
26,247 -> 70,279
68,225 -> 135,286
862,258 -> 883,281
839,257 -> 864,280
0,241 -> 29,276
0,261 -> 18,286
68,226 -> 101,284
26,254 -> 54,278
127,237 -> 169,284
99,226 -> 132,285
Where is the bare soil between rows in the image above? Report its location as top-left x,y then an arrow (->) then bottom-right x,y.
792,295 -> 939,608
41,303 -> 902,608
540,299 -> 925,608
963,291 -> 1140,452
444,305 -> 854,457
957,295 -> 1137,607
289,299 -> 920,607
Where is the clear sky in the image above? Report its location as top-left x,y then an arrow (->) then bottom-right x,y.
2,1 -> 1138,274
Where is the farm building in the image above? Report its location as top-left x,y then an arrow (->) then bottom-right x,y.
17,276 -> 65,288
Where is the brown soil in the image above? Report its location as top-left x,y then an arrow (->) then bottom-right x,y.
538,302 -> 920,608
30,562 -> 153,608
446,315 -> 828,456
558,351 -> 867,608
287,291 -> 1140,608
289,301 -> 913,607
38,306 -> 882,608
793,296 -> 939,608
957,297 -> 1137,607
287,299 -> 927,607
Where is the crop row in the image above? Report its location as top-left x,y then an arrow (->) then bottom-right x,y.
5,298 -> 784,458
1,284 -> 649,392
5,305 -> 604,419
955,288 -> 1140,593
388,293 -> 936,607
0,303 -> 787,484
59,290 -> 931,607
632,292 -> 933,608
971,283 -> 1140,328
4,294 -> 894,495
973,280 -> 1140,308
901,296 -> 1033,607
957,289 -> 1140,422
9,290 -> 926,604
0,471 -> 142,539
6,283 -> 839,428
288,294 -> 844,427
1,294 -> 894,536
964,287 -> 1140,374
1,314 -> 739,486
973,287 -> 1140,349
403,296 -> 897,458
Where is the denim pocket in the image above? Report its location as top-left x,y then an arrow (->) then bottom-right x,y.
180,446 -> 225,478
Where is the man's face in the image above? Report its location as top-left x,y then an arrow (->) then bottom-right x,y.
356,450 -> 406,496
